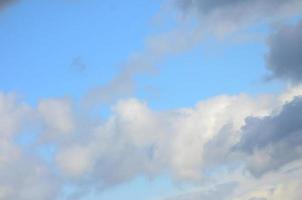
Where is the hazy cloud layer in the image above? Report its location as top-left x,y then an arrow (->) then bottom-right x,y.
164,182 -> 237,200
266,20 -> 302,83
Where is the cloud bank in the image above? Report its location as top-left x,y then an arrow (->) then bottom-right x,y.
1,85 -> 302,199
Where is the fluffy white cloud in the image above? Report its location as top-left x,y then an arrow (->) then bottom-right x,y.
38,98 -> 75,141
0,141 -> 60,200
0,92 -> 60,200
54,90 -> 292,186
1,85 -> 302,199
0,92 -> 32,138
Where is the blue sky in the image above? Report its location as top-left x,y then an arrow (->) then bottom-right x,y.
1,0 -> 302,200
0,0 -> 280,106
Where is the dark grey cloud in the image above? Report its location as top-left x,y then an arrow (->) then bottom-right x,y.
266,20 -> 302,83
236,96 -> 302,177
177,0 -> 251,14
175,0 -> 302,35
0,0 -> 17,10
177,0 -> 299,16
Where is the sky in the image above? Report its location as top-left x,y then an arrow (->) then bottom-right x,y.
0,0 -> 302,200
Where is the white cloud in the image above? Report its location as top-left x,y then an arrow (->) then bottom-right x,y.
0,92 -> 60,200
1,85 -> 302,199
0,92 -> 32,138
38,98 -> 75,141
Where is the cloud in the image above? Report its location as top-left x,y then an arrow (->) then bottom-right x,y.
55,93 -> 279,190
0,142 -> 60,200
175,0 -> 302,36
163,159 -> 302,200
236,96 -> 302,177
83,1 -> 302,109
82,1 -> 302,110
1,85 -> 302,199
0,92 -> 60,200
0,0 -> 17,10
266,20 -> 302,83
1,1 -> 302,199
233,173 -> 302,200
0,92 -> 32,138
38,98 -> 76,142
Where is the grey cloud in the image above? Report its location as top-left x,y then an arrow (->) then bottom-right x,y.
177,0 -> 300,17
266,20 -> 302,83
0,0 -> 17,10
202,124 -> 236,169
175,0 -> 302,36
177,0 -> 250,14
236,96 -> 302,177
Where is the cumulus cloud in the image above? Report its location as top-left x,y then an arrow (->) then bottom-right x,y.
266,20 -> 302,83
0,92 -> 32,138
55,93 -> 279,190
0,142 -> 60,200
0,92 -> 60,200
38,98 -> 76,142
236,96 -> 302,177
1,85 -> 302,199
1,1 -> 302,200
